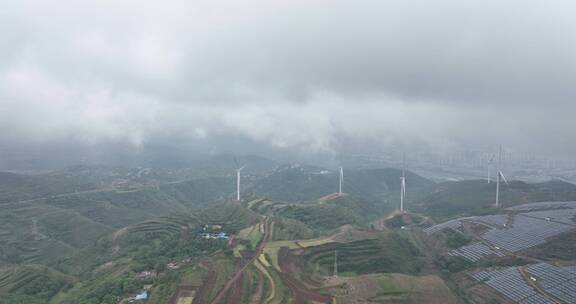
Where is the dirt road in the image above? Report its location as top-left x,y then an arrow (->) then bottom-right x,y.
210,217 -> 271,304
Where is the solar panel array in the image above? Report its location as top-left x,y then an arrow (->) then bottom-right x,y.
424,214 -> 509,235
472,267 -> 554,304
561,265 -> 576,274
423,218 -> 463,234
508,201 -> 576,212
483,215 -> 574,252
520,209 -> 576,226
472,214 -> 509,227
448,242 -> 505,261
526,263 -> 576,304
425,213 -> 513,236
425,202 -> 576,262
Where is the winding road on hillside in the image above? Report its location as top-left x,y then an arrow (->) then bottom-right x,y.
11,178 -> 196,205
210,217 -> 271,304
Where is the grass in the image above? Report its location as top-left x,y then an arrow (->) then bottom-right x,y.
297,238 -> 335,248
176,297 -> 193,304
237,223 -> 264,248
180,267 -> 207,287
262,234 -> 335,272
329,273 -> 458,304
234,221 -> 266,257
522,230 -> 576,261
262,247 -> 283,271
205,258 -> 237,302
258,254 -> 271,267
254,260 -> 276,303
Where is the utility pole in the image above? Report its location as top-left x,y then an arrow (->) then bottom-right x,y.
333,250 -> 338,277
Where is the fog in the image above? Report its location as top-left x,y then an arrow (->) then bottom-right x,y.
2,0 -> 576,168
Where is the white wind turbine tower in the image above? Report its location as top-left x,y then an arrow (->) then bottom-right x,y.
338,166 -> 344,195
400,154 -> 406,213
234,158 -> 246,201
495,146 -> 509,208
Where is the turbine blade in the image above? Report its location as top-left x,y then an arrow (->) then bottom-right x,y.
499,171 -> 509,185
233,157 -> 240,169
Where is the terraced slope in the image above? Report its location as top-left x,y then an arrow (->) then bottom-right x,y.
246,196 -> 378,231
303,232 -> 425,276
0,265 -> 72,302
0,202 -> 112,266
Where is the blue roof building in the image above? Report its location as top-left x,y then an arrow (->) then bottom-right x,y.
135,291 -> 148,300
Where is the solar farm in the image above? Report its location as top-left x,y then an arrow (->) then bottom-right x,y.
470,263 -> 576,304
424,201 -> 576,261
472,267 -> 554,304
507,201 -> 576,212
448,242 -> 505,262
526,263 -> 576,304
425,201 -> 576,304
482,214 -> 574,252
423,217 -> 468,234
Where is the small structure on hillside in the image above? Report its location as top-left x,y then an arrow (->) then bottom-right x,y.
137,271 -> 157,280
201,232 -> 229,240
167,262 -> 180,270
203,224 -> 223,231
134,291 -> 148,301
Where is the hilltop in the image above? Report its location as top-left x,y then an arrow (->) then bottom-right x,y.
248,165 -> 434,206
415,179 -> 576,219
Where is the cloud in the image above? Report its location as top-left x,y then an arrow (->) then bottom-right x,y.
1,0 -> 576,161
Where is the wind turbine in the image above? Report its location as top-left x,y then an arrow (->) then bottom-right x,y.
338,166 -> 344,195
495,146 -> 509,208
400,153 -> 406,213
487,154 -> 495,184
234,158 -> 246,201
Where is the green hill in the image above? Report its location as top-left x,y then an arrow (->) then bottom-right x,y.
0,201 -> 113,266
275,196 -> 372,230
249,166 -> 434,205
51,202 -> 259,304
0,171 -> 94,204
248,164 -> 337,202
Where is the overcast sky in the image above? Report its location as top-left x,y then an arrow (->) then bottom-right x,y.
2,0 -> 576,166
